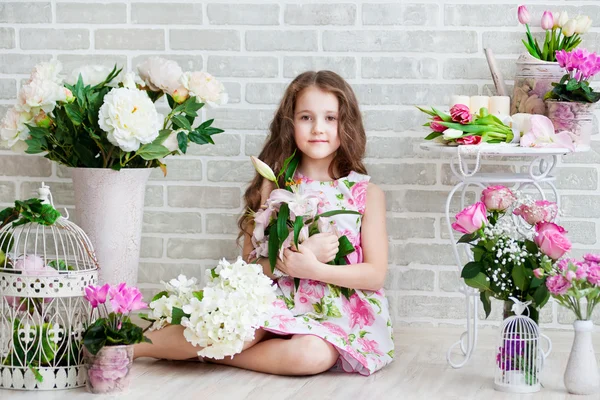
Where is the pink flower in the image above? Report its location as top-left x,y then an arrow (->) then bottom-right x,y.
513,200 -> 558,225
576,263 -> 589,280
533,268 -> 544,279
517,5 -> 530,25
587,264 -> 600,286
14,255 -> 56,276
481,185 -> 515,212
84,284 -> 110,308
430,116 -> 446,133
343,293 -> 375,329
350,181 -> 368,214
357,337 -> 384,356
451,202 -> 487,234
584,254 -> 600,263
541,11 -> 554,30
520,115 -> 574,151
546,275 -> 571,295
321,322 -> 348,340
565,270 -> 577,282
293,292 -> 314,314
108,283 -> 147,315
534,222 -> 571,260
272,299 -> 287,310
87,348 -> 131,393
298,279 -> 325,300
272,313 -> 296,330
450,104 -> 472,124
456,135 -> 481,145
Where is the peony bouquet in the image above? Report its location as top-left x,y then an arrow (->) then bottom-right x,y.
518,5 -> 591,62
144,258 -> 277,359
545,48 -> 600,103
541,254 -> 600,320
0,57 -> 226,174
452,185 -> 571,321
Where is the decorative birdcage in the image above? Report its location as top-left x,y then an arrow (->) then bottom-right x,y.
0,183 -> 98,390
494,298 -> 552,393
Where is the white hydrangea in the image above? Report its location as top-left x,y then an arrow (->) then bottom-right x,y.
180,71 -> 228,107
0,107 -> 34,150
98,87 -> 162,152
66,65 -> 115,87
137,56 -> 183,95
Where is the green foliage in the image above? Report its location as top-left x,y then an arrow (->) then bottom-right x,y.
545,74 -> 600,103
82,314 -> 151,356
0,198 -> 61,230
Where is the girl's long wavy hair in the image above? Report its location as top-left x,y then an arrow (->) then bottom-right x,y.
237,70 -> 367,240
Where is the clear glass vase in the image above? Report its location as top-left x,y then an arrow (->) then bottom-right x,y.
84,345 -> 134,394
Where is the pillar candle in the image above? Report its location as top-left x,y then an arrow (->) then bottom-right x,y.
469,96 -> 490,115
449,95 -> 470,108
489,96 -> 511,117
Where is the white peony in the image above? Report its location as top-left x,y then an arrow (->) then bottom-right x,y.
66,65 -> 115,87
0,107 -> 33,149
16,78 -> 67,115
98,87 -> 162,152
180,71 -> 228,107
137,57 -> 183,95
30,60 -> 64,84
120,72 -> 145,90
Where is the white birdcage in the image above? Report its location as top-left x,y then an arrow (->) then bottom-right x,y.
0,183 -> 98,390
494,298 -> 552,393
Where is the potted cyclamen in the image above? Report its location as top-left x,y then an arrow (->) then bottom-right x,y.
82,283 -> 149,394
0,57 -> 227,285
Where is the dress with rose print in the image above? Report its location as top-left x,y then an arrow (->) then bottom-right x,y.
260,171 -> 394,376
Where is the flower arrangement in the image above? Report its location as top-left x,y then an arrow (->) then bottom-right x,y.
144,257 -> 277,359
518,5 -> 591,62
544,49 -> 600,103
0,57 -> 226,173
417,105 -> 515,145
453,185 -> 571,321
540,254 -> 600,320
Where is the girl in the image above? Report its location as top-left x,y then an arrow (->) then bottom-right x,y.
135,71 -> 394,376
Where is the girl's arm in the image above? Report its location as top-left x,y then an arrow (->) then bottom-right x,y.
281,183 -> 389,292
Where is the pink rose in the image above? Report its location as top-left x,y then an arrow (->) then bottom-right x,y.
587,264 -> 600,285
533,268 -> 544,279
451,202 -> 487,234
450,104 -> 472,124
534,222 -> 571,260
513,200 -> 558,225
546,275 -> 571,295
456,135 -> 481,145
481,185 -> 515,212
350,181 -> 368,214
430,116 -> 446,133
343,293 -> 375,329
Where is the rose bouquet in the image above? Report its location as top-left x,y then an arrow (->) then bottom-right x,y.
545,49 -> 600,103
143,258 -> 277,359
518,5 -> 591,62
0,57 -> 226,174
417,104 -> 515,146
453,185 -> 571,321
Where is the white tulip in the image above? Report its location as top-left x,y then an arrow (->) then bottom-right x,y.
562,19 -> 577,37
442,128 -> 464,140
558,11 -> 569,28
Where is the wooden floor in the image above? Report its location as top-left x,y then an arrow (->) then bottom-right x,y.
2,327 -> 600,400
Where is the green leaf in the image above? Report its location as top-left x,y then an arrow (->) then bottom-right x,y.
283,153 -> 300,190
171,307 -> 189,325
464,272 -> 490,291
533,284 -> 550,308
566,78 -> 580,91
166,94 -> 175,109
461,261 -> 482,279
188,130 -> 212,145
277,203 -> 289,244
294,277 -> 300,291
172,114 -> 192,131
480,291 -> 492,319
424,131 -> 443,140
278,151 -> 297,180
313,210 -> 361,220
74,142 -> 97,167
512,264 -> 529,291
192,290 -> 204,302
64,103 -> 84,126
137,143 -> 171,161
24,138 -> 44,154
293,216 -> 303,249
151,291 -> 169,302
458,232 -> 478,243
337,235 -> 355,258
198,118 -> 214,130
268,224 -> 279,273
472,246 -> 486,262
152,129 -> 172,146
177,131 -> 188,154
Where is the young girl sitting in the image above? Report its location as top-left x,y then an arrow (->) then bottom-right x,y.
134,70 -> 394,376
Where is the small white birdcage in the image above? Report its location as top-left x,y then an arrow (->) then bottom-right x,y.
0,183 -> 98,390
494,298 -> 552,393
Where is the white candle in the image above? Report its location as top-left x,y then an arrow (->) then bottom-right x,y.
469,96 -> 490,115
489,96 -> 511,117
450,95 -> 470,108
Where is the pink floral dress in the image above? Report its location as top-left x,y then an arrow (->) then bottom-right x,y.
260,171 -> 394,376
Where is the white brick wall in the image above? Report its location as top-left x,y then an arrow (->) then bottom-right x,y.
1,0 -> 599,330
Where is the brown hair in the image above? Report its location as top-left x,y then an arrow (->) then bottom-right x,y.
237,70 -> 367,238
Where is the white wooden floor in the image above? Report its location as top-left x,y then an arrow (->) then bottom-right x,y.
2,327 -> 600,400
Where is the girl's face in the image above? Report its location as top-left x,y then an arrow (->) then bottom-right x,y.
293,86 -> 341,164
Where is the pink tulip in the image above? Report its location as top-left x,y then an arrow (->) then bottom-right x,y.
430,116 -> 446,133
84,284 -> 110,308
533,268 -> 544,279
109,283 -> 147,315
449,104 -> 472,124
541,11 -> 554,30
481,185 -> 515,212
534,222 -> 571,260
546,275 -> 571,295
517,5 -> 530,25
456,135 -> 481,145
513,200 -> 558,225
452,202 -> 488,234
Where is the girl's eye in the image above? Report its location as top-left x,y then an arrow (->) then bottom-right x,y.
300,115 -> 311,120
327,116 -> 337,121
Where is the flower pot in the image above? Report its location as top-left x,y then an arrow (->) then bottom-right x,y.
564,320 -> 600,395
71,168 -> 151,286
546,100 -> 595,151
84,345 -> 134,394
512,53 -> 566,115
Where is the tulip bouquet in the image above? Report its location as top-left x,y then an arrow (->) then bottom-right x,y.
418,104 -> 515,145
544,49 -> 600,103
0,57 -> 226,174
541,254 -> 600,321
518,5 -> 591,62
452,185 -> 571,321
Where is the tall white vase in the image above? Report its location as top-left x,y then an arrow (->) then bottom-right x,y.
564,320 -> 600,395
71,168 -> 151,286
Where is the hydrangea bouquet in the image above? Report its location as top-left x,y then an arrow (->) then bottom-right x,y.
0,57 -> 226,174
452,185 -> 571,321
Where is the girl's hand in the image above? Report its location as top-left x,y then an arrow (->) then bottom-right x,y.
276,246 -> 321,280
299,233 -> 339,263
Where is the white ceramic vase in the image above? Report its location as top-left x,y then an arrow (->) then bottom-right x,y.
71,168 -> 151,286
564,320 -> 600,395
512,53 -> 565,115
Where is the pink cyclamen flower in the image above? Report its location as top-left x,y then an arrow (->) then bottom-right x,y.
109,283 -> 147,314
541,11 -> 554,30
456,135 -> 481,145
84,283 -> 110,308
533,268 -> 544,279
449,104 -> 472,124
513,200 -> 558,225
451,202 -> 487,234
534,222 -> 571,260
481,185 -> 515,212
546,275 -> 571,295
517,5 -> 530,25
430,116 -> 446,133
